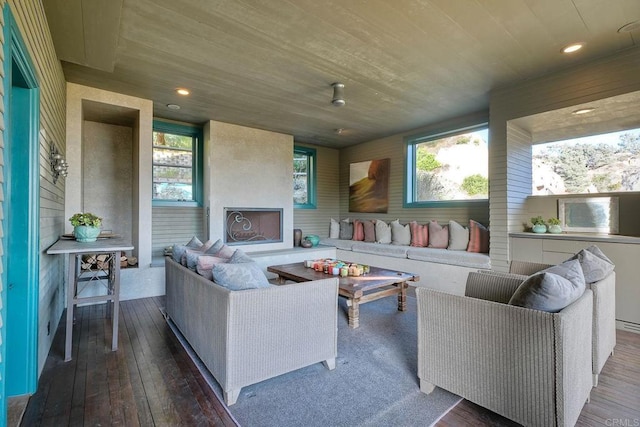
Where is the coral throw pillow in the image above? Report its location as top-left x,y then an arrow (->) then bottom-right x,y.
409,221 -> 429,247
352,220 -> 365,241
467,220 -> 489,253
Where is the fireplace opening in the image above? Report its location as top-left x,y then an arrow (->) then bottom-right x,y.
224,208 -> 283,245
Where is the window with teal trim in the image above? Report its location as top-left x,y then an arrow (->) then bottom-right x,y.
405,125 -> 488,206
293,146 -> 317,209
153,121 -> 203,205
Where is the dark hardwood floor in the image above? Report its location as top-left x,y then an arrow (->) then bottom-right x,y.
21,296 -> 640,426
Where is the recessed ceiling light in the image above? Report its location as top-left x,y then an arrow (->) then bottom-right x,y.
572,107 -> 595,115
334,128 -> 344,135
618,21 -> 640,33
167,104 -> 181,110
176,88 -> 190,96
562,43 -> 584,54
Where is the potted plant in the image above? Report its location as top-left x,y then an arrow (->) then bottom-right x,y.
69,212 -> 102,242
530,216 -> 547,233
547,217 -> 562,234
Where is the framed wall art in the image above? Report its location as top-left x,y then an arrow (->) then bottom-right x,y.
349,158 -> 390,213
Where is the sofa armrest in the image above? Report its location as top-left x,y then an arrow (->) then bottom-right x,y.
590,271 -> 616,376
416,287 -> 593,427
509,260 -> 553,275
464,271 -> 524,303
225,278 -> 339,389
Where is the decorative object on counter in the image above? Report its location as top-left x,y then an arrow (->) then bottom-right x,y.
301,239 -> 313,248
293,228 -> 302,247
69,212 -> 102,242
530,216 -> 547,233
547,217 -> 562,234
304,234 -> 320,247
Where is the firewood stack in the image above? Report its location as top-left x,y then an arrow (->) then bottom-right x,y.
80,251 -> 138,270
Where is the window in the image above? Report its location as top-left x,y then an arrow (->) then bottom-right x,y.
405,125 -> 488,206
532,127 -> 640,195
152,121 -> 203,205
293,146 -> 316,208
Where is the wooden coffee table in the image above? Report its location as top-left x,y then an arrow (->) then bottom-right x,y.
267,262 -> 419,328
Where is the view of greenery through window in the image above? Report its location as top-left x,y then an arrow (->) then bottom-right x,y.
293,150 -> 310,205
153,131 -> 194,200
532,128 -> 640,195
412,128 -> 488,202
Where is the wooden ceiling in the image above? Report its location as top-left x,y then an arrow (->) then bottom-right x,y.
43,0 -> 640,147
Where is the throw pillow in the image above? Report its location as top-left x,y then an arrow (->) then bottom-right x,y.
196,255 -> 227,280
467,220 -> 489,253
204,239 -> 224,255
186,236 -> 203,248
362,220 -> 376,242
229,248 -> 254,263
509,259 -> 586,312
448,220 -> 470,251
212,262 -> 272,291
352,220 -> 365,241
339,218 -> 354,240
215,244 -> 236,259
185,249 -> 207,270
390,219 -> 411,246
409,221 -> 429,247
568,246 -> 615,284
375,219 -> 392,244
427,221 -> 448,249
329,218 -> 340,239
172,244 -> 188,264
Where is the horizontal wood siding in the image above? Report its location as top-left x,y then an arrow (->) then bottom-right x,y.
339,111 -> 490,227
489,46 -> 640,272
8,0 -> 67,375
293,142 -> 340,238
152,206 -> 205,259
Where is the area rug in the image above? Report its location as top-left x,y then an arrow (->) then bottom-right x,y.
168,292 -> 462,427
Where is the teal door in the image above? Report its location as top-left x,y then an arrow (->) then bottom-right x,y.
2,5 -> 40,402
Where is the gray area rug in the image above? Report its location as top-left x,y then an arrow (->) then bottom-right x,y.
169,293 -> 461,427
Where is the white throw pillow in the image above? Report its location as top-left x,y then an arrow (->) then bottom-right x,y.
329,218 -> 340,239
375,219 -> 392,244
390,219 -> 411,246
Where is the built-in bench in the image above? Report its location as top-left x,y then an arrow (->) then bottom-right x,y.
320,238 -> 491,295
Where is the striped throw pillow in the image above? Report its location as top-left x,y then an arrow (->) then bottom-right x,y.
409,221 -> 429,247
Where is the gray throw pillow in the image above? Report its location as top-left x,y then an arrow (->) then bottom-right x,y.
229,248 -> 254,263
186,236 -> 203,248
390,219 -> 411,245
339,219 -> 353,240
509,259 -> 586,312
212,262 -> 272,291
448,220 -> 470,251
185,249 -> 205,270
204,238 -> 224,255
172,244 -> 188,264
568,246 -> 615,284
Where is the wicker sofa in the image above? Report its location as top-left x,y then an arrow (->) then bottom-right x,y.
165,257 -> 339,405
509,260 -> 616,386
417,272 -> 593,427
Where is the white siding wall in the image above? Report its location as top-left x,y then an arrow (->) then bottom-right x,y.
293,142 -> 340,237
489,46 -> 640,271
152,206 -> 206,260
6,0 -> 67,374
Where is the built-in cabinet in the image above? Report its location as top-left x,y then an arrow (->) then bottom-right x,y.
510,232 -> 640,333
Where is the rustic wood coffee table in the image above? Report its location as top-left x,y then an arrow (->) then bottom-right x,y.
267,262 -> 419,328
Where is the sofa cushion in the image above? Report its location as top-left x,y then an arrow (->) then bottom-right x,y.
407,247 -> 491,269
196,256 -> 228,280
375,219 -> 392,244
391,220 -> 411,246
352,242 -> 408,259
467,220 -> 489,253
362,220 -> 376,242
508,259 -> 586,312
339,218 -> 354,240
352,220 -> 365,241
568,246 -> 615,284
212,262 -> 272,291
448,220 -> 469,251
329,218 -> 340,239
428,221 -> 448,249
409,221 -> 429,247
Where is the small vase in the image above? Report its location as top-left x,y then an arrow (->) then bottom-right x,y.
548,224 -> 562,234
293,229 -> 302,247
532,224 -> 547,233
74,225 -> 101,242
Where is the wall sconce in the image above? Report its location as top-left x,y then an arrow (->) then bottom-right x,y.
331,82 -> 345,107
49,142 -> 68,184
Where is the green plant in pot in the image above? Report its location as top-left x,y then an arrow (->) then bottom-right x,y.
69,212 -> 102,242
547,217 -> 562,234
530,216 -> 547,233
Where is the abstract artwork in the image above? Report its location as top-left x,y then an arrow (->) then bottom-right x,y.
349,158 -> 390,213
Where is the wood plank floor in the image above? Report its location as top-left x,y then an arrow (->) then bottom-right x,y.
21,296 -> 640,426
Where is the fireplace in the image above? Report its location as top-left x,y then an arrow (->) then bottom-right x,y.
224,208 -> 283,246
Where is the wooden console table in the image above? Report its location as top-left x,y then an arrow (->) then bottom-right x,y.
47,238 -> 134,361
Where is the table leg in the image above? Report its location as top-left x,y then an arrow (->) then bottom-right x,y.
111,250 -> 120,352
65,253 -> 77,362
347,297 -> 360,328
397,282 -> 407,312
